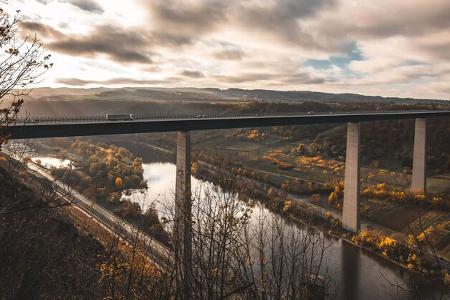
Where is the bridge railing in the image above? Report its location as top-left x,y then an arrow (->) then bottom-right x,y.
15,110 -> 440,124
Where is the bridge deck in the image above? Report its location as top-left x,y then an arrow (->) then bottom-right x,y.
5,110 -> 450,139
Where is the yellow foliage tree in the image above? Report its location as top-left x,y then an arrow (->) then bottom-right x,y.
283,199 -> 292,213
115,177 -> 123,188
191,162 -> 199,176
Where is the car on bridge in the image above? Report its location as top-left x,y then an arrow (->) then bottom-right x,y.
106,114 -> 135,121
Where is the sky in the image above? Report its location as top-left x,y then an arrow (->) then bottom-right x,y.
8,0 -> 450,99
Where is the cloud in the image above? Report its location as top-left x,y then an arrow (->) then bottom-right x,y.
144,0 -> 227,35
180,70 -> 205,78
414,31 -> 450,61
214,73 -> 274,84
214,71 -> 325,85
282,72 -> 327,84
419,41 -> 450,61
134,0 -> 229,49
33,0 -> 103,13
314,0 -> 450,47
57,78 -> 91,86
57,77 -> 173,86
21,21 -> 65,39
231,0 -> 338,49
66,0 -> 103,13
213,49 -> 244,60
141,0 -> 337,50
18,0 -> 450,98
47,25 -> 153,63
22,21 -> 152,63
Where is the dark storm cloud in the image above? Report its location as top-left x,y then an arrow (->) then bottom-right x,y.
67,0 -> 103,14
180,70 -> 205,78
48,25 -> 152,63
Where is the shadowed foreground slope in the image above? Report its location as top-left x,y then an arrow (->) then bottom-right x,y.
0,162 -> 105,298
0,157 -> 166,299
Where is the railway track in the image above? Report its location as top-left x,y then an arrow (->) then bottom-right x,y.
7,152 -> 174,269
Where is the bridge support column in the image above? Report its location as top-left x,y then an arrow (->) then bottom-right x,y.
175,131 -> 193,299
411,118 -> 427,194
342,122 -> 361,232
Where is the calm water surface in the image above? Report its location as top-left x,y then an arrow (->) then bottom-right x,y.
32,156 -> 71,169
126,162 -> 421,300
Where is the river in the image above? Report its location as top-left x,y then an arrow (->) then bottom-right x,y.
124,162 -> 425,300
33,157 -> 442,300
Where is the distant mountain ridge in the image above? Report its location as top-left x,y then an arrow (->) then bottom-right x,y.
26,87 -> 446,105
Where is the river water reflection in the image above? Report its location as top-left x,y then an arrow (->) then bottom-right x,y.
36,157 -> 440,299
126,162 -> 422,300
32,156 -> 71,169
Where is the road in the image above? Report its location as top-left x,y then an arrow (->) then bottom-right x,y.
8,153 -> 173,268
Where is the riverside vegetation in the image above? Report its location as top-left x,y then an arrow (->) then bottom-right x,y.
192,154 -> 450,288
48,139 -> 169,244
0,154 -> 167,299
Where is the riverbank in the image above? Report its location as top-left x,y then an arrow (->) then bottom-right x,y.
193,158 -> 449,286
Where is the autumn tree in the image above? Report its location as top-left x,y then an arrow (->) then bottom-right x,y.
0,5 -> 51,147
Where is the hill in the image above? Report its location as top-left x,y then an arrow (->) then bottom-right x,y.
21,87 -> 449,106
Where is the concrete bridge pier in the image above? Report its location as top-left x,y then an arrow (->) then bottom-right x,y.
175,131 -> 193,299
411,118 -> 427,194
342,122 -> 361,232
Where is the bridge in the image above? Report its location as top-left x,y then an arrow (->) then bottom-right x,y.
3,110 -> 450,297
4,109 -> 450,231
7,110 -> 450,139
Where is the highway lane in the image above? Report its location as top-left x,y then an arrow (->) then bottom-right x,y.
6,153 -> 174,268
7,110 -> 450,139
